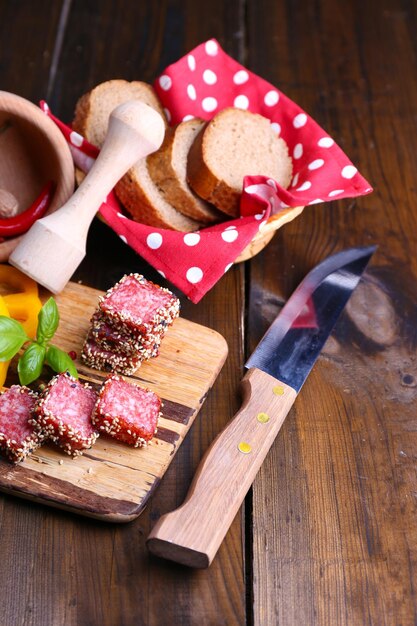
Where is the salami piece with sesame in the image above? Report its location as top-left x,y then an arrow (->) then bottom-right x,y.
81,274 -> 180,376
92,374 -> 161,447
0,386 -> 43,463
89,312 -> 162,358
81,338 -> 143,375
98,274 -> 180,335
33,372 -> 99,456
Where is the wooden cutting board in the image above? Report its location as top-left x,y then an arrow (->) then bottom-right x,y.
0,282 -> 228,522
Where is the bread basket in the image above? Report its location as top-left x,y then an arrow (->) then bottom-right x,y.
0,92 -> 74,262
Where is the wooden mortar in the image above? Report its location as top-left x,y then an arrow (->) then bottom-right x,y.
0,91 -> 75,261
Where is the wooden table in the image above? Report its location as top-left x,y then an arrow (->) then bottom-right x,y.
1,1 -> 416,624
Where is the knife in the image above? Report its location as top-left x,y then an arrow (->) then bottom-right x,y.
147,246 -> 376,568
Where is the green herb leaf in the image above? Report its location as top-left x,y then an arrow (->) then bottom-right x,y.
0,316 -> 29,362
37,297 -> 59,344
17,342 -> 46,386
46,344 -> 78,378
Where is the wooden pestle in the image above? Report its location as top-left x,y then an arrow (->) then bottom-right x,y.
9,101 -> 165,293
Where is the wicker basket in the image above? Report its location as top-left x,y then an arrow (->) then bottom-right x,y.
234,205 -> 305,263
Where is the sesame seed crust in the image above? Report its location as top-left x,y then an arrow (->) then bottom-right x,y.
0,386 -> 44,464
81,274 -> 180,376
98,273 -> 180,335
32,373 -> 99,456
92,374 -> 161,447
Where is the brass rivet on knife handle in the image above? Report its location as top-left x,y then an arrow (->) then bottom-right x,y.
9,100 -> 165,294
146,368 -> 297,568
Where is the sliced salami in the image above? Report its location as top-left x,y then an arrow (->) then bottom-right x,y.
33,372 -> 99,455
92,374 -> 161,447
81,274 -> 179,376
81,338 -> 143,375
98,274 -> 180,335
89,312 -> 162,358
0,386 -> 42,463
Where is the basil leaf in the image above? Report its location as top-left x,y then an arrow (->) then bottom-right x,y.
0,316 -> 29,362
46,344 -> 78,378
37,297 -> 59,344
17,342 -> 46,386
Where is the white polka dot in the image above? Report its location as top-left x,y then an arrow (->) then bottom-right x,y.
264,90 -> 279,106
70,131 -> 83,147
308,159 -> 324,170
117,212 -> 127,219
119,235 -> 127,244
296,181 -> 312,192
244,184 -> 259,194
234,94 -> 249,110
341,165 -> 358,179
318,137 -> 334,148
309,198 -> 323,205
293,113 -> 307,128
205,40 -> 218,56
225,225 -> 237,230
328,189 -> 344,197
157,270 -> 166,278
182,114 -> 195,122
266,179 -> 277,190
364,187 -> 372,192
187,84 -> 197,100
279,201 -> 289,208
271,122 -> 281,135
225,263 -> 233,272
221,228 -> 239,242
146,232 -> 163,249
42,102 -> 50,113
202,97 -> 218,112
254,213 -> 264,220
293,143 -> 303,159
159,75 -> 172,90
269,196 -> 278,211
233,70 -> 249,85
291,173 -> 299,188
163,107 -> 171,123
186,267 -> 203,283
188,54 -> 196,71
203,69 -> 217,85
183,233 -> 200,246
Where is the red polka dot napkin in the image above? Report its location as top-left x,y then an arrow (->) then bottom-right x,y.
41,39 -> 372,303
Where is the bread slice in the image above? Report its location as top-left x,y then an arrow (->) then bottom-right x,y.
187,108 -> 293,217
73,80 -> 168,145
147,119 -> 222,224
73,80 -> 199,231
115,160 -> 200,231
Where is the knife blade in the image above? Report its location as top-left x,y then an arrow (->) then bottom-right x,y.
147,246 -> 376,568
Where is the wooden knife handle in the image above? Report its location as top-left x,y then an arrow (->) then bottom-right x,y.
147,368 -> 297,568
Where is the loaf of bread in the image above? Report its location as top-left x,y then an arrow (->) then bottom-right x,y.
187,108 -> 293,217
73,80 -> 200,231
147,119 -> 221,224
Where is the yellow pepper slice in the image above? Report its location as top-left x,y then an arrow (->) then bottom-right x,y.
3,292 -> 42,339
0,264 -> 41,386
0,295 -> 11,388
0,264 -> 38,295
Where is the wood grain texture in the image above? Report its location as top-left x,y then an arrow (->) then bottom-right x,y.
248,0 -> 417,624
0,2 -> 248,626
148,370 -> 297,567
2,0 -> 415,625
0,282 -> 228,521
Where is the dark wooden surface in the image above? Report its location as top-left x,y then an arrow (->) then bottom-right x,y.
0,1 -> 416,624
